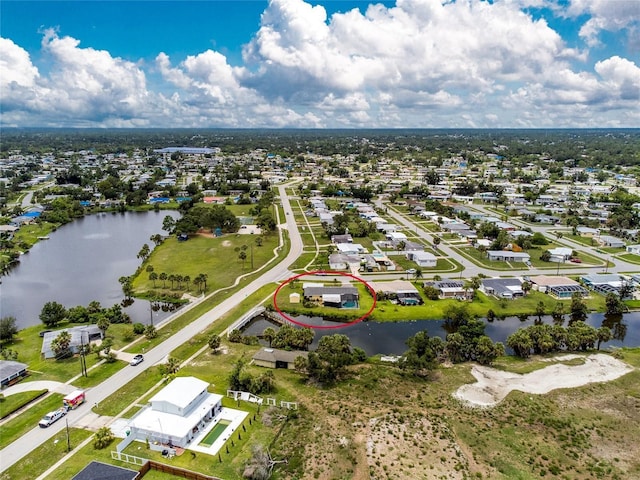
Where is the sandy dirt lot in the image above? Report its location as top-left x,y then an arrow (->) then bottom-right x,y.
454,354 -> 634,408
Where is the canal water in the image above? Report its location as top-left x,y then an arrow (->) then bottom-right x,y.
2,210 -> 638,356
1,211 -> 180,330
241,312 -> 640,356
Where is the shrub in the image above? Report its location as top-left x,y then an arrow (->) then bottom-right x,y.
132,323 -> 145,334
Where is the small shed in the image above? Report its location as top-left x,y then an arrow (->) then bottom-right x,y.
289,292 -> 301,304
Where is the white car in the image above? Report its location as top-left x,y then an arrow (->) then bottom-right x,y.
406,268 -> 417,275
130,354 -> 144,366
39,408 -> 66,428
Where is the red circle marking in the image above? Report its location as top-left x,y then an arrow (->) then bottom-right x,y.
273,270 -> 377,330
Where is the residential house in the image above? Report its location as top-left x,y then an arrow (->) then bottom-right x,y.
41,325 -> 104,359
424,279 -> 470,299
581,274 -> 632,297
626,244 -> 640,255
527,275 -> 588,299
370,280 -> 423,305
576,226 -> 600,237
0,361 -> 28,388
406,251 -> 437,267
331,234 -> 353,244
72,462 -> 138,480
546,247 -> 573,263
486,251 -> 531,263
328,253 -> 361,271
127,377 -> 224,449
303,286 -> 359,308
480,278 -> 524,299
252,348 -> 308,369
599,235 -> 625,248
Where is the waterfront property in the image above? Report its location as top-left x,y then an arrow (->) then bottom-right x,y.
371,280 -> 423,305
303,285 -> 359,308
40,325 -> 104,359
480,278 -> 524,299
528,275 -> 588,299
423,279 -> 471,300
581,273 -> 632,297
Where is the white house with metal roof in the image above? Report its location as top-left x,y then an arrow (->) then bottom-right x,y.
128,377 -> 223,448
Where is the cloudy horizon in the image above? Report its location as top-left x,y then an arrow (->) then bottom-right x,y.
1,0 -> 638,129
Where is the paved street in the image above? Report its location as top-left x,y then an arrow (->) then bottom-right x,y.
0,182 -> 303,473
379,199 -> 638,278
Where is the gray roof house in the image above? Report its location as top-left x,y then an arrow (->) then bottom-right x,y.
72,461 -> 138,480
41,325 -> 104,359
252,348 -> 308,369
303,286 -> 359,308
480,278 -> 524,299
0,360 -> 28,388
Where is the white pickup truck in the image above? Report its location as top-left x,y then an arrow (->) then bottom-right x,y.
39,408 -> 66,428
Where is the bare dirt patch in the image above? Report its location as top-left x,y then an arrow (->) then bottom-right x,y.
454,353 -> 633,408
366,413 -> 467,480
222,240 -> 232,247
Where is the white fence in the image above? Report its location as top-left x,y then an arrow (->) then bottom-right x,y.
111,450 -> 148,466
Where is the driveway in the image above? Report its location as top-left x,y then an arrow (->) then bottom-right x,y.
2,381 -> 77,397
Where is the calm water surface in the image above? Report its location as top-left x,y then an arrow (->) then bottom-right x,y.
1,211 -> 179,330
243,312 -> 640,356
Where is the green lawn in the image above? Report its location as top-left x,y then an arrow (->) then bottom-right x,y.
132,232 -> 279,296
619,253 -> 640,265
0,394 -> 64,449
0,389 -> 47,420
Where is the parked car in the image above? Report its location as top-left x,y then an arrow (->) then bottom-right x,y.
570,258 -> 582,263
39,408 -> 66,428
406,268 -> 417,275
130,354 -> 144,366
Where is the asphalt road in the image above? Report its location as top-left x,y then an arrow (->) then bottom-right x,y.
0,182 -> 303,473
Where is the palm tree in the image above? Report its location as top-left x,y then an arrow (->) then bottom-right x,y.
199,273 -> 208,291
414,267 -> 423,280
263,327 -> 276,347
175,274 -> 183,290
193,276 -> 202,293
238,251 -> 247,269
164,357 -> 181,374
159,272 -> 167,288
183,275 -> 190,290
168,274 -> 176,289
149,272 -> 158,288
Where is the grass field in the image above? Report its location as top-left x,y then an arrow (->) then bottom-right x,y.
131,232 -> 280,296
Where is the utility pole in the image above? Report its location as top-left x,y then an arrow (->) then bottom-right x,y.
250,244 -> 254,270
66,418 -> 71,452
80,334 -> 88,377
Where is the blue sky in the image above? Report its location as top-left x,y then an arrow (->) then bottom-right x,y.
1,0 -> 638,128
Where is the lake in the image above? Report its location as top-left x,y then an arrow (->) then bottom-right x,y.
3,211 -> 639,354
1,211 -> 180,330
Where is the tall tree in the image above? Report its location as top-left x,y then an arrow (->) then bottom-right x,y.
0,317 -> 18,343
40,301 -> 67,328
570,292 -> 588,322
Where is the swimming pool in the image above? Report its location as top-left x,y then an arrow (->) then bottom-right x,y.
200,420 -> 231,447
